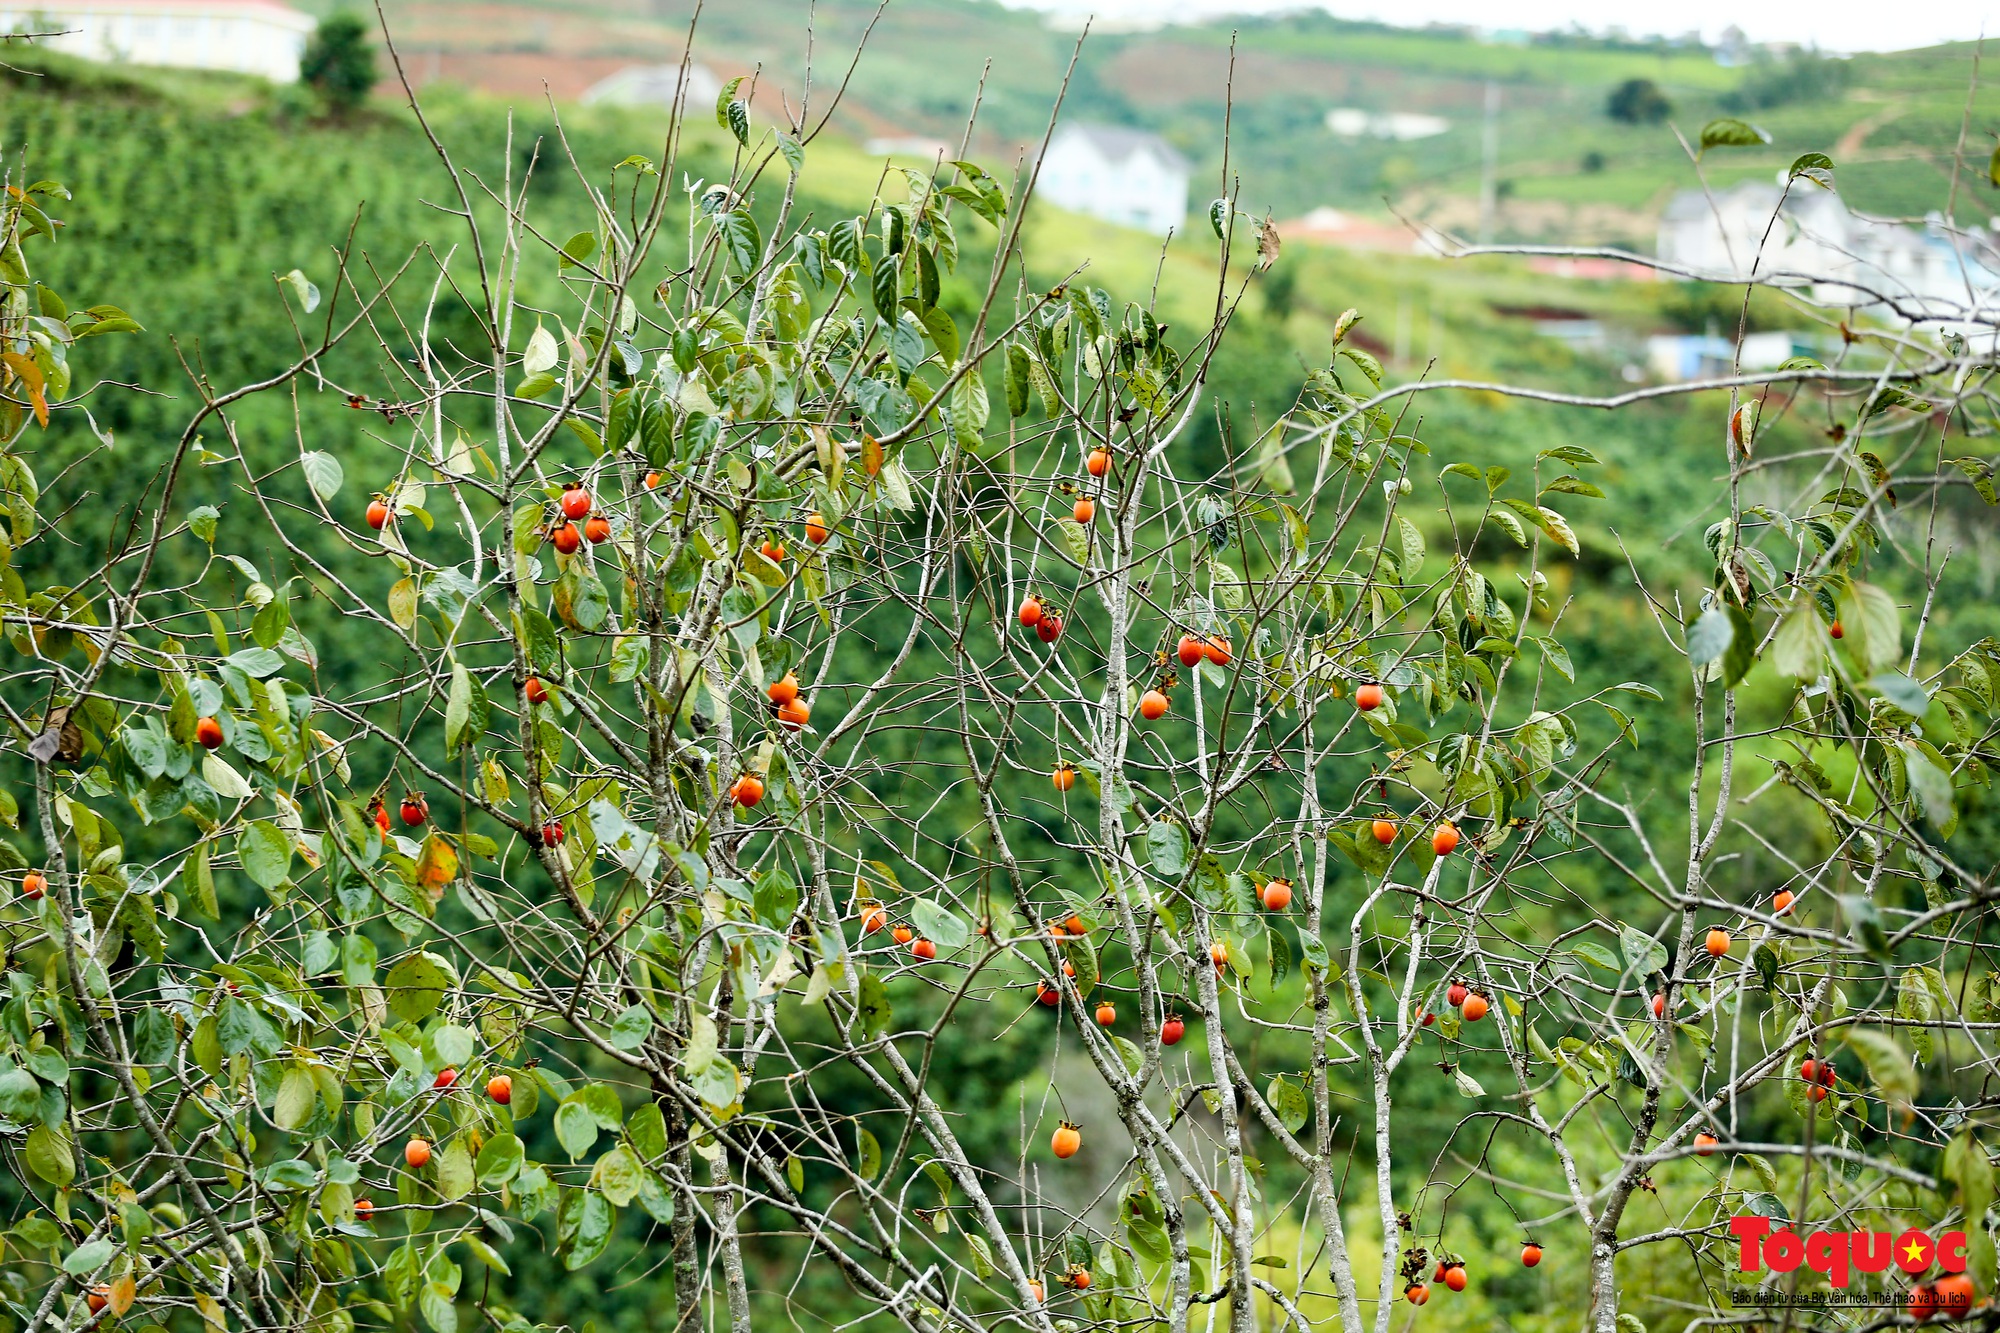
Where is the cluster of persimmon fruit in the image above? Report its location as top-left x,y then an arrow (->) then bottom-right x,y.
857,900 -> 937,960
1420,978 -> 1490,1026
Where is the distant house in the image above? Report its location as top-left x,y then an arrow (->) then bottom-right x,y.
1,0 -> 314,81
1326,108 -> 1450,141
864,135 -> 954,161
580,62 -> 721,110
1657,179 -> 2000,329
1036,124 -> 1189,236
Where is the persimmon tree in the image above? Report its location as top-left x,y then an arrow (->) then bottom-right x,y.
0,18 -> 1997,1333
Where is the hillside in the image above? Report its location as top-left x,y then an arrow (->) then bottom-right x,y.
352,0 -> 2000,248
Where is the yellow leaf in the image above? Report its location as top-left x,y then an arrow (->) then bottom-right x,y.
416,834 -> 458,895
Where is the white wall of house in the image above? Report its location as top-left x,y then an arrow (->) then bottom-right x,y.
2,0 -> 314,82
1037,125 -> 1189,236
1657,179 -> 1999,329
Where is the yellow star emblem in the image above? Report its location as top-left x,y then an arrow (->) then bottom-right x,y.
1903,1238 -> 1929,1265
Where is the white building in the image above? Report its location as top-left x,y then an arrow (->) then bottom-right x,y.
580,62 -> 722,111
1657,178 -> 2000,330
1036,124 -> 1190,236
2,0 -> 315,81
1326,108 -> 1450,141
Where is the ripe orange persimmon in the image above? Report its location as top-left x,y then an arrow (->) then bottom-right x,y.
1086,448 -> 1110,477
1065,1264 -> 1093,1290
1355,683 -> 1385,711
1933,1274 -> 1975,1319
366,496 -> 390,530
1161,1014 -> 1185,1046
1210,941 -> 1229,970
487,1074 -> 512,1104
777,697 -> 811,730
196,715 -> 224,750
911,938 -> 936,961
859,903 -> 888,934
732,774 -> 765,807
1028,1280 -> 1044,1304
87,1285 -> 110,1314
891,923 -> 914,946
1443,1265 -> 1467,1293
1705,928 -> 1732,958
1521,1244 -> 1541,1268
1829,620 -> 1844,640
1372,819 -> 1398,845
1036,980 -> 1060,1006
1801,1058 -> 1835,1087
584,514 -> 612,544
525,676 -> 548,705
1461,993 -> 1490,1022
1260,879 -> 1293,911
1139,689 -> 1169,720
1446,981 -> 1468,1008
1773,890 -> 1794,915
354,1198 -> 374,1221
551,522 -> 582,554
1095,1001 -> 1116,1026
1063,913 -> 1085,935
760,539 -> 787,563
768,672 -> 800,706
1205,636 -> 1232,666
1693,1132 -> 1718,1157
804,512 -> 829,544
1405,1285 -> 1429,1306
405,1137 -> 431,1168
643,471 -> 662,489
1177,634 -> 1206,667
560,484 -> 591,520
434,1067 -> 456,1090
1053,764 -> 1076,792
1051,1121 -> 1081,1159
1431,822 -> 1460,856
1018,595 -> 1044,627
1035,614 -> 1063,644
22,871 -> 44,901
400,794 -> 428,827
1073,497 -> 1095,524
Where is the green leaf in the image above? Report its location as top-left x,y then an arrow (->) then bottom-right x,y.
1945,1132 -> 1994,1224
558,231 -> 598,269
1787,152 -> 1835,189
237,820 -> 293,890
608,1004 -> 654,1051
278,268 -> 320,313
858,973 -> 891,1042
555,1099 -> 599,1160
1687,607 -> 1734,668
301,450 -> 343,500
445,662 -> 489,756
437,1138 -> 474,1200
25,1124 -> 72,1186
1770,604 -> 1825,680
62,1238 -> 114,1276
856,1127 -> 881,1182
475,1132 -> 523,1186
1618,924 -> 1668,978
1699,118 -> 1770,150
1842,1028 -> 1917,1112
1145,820 -> 1190,878
1839,581 -> 1901,672
384,951 -> 455,1025
909,899 -> 968,950
1869,672 -> 1929,716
